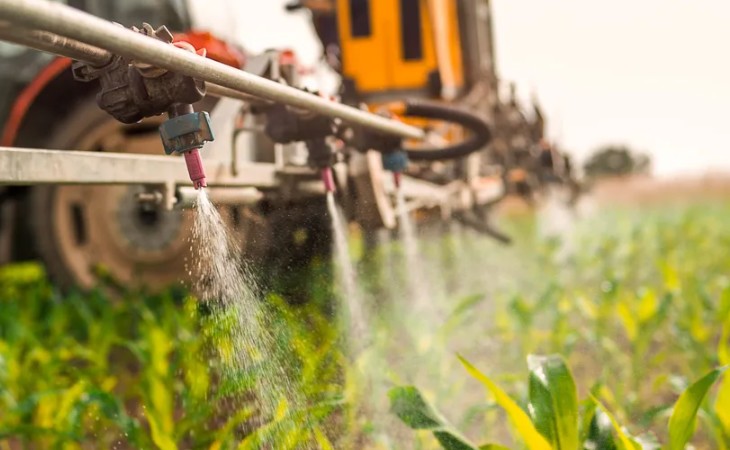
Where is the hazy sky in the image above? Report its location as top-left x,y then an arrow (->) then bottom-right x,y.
190,0 -> 730,176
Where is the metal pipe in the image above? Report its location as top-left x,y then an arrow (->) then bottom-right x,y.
205,83 -> 271,105
175,186 -> 263,209
0,0 -> 425,140
0,23 -> 273,105
0,21 -> 111,66
0,147 -> 279,187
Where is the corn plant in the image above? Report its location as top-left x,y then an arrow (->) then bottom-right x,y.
390,354 -> 728,449
3,201 -> 730,448
0,263 -> 338,449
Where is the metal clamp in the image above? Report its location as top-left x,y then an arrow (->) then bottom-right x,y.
72,23 -> 206,124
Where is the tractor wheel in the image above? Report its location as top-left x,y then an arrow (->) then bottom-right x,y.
29,99 -> 243,291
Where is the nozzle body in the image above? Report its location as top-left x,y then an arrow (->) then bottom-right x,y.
393,171 -> 402,189
183,148 -> 207,189
160,105 -> 214,190
382,150 -> 408,189
321,167 -> 336,193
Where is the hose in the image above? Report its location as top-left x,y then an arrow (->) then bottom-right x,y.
284,1 -> 304,11
401,101 -> 492,161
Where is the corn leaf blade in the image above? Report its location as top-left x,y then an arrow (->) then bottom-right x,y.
584,406 -> 619,450
668,366 -> 728,450
717,320 -> 730,437
389,386 -> 444,430
389,386 -> 479,450
458,355 -> 552,450
590,396 -> 641,450
526,354 -> 579,450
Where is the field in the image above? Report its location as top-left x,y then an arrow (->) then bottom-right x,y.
0,182 -> 729,449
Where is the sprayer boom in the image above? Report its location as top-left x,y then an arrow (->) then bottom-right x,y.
0,0 -> 424,141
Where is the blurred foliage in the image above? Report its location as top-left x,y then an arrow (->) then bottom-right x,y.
1,199 -> 730,448
583,145 -> 651,178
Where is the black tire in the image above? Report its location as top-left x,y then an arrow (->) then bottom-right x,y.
29,99 -> 198,290
28,98 -> 334,302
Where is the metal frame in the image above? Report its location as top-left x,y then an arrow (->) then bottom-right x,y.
0,0 -> 428,212
0,146 -> 278,187
0,23 -> 270,106
0,0 -> 424,140
0,0 -> 506,225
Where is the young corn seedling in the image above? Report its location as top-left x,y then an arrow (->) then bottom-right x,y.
390,354 -> 727,449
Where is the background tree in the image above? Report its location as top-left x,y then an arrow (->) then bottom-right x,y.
583,145 -> 652,178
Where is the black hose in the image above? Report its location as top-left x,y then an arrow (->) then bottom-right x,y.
402,101 -> 492,161
285,1 -> 305,11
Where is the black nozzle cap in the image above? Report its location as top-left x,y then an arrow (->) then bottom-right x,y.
349,125 -> 402,154
306,138 -> 336,168
263,104 -> 334,144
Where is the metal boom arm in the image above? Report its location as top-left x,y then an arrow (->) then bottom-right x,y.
0,0 -> 424,140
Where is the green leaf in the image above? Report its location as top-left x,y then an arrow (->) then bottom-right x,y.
668,366 -> 728,450
717,320 -> 730,438
451,294 -> 488,319
717,371 -> 730,439
584,407 -> 618,450
526,355 -> 579,450
313,426 -> 335,450
719,318 -> 730,366
237,400 -> 340,450
434,431 -> 481,450
441,294 -> 488,335
458,355 -> 552,450
389,386 -> 479,450
590,396 -> 642,450
390,386 -> 443,429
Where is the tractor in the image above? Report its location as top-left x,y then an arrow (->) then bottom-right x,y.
0,0 -> 575,297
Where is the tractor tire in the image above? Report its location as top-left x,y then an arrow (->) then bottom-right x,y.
29,98 -> 334,303
28,98 -> 243,291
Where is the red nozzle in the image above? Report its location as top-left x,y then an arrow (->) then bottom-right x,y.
393,172 -> 402,189
184,148 -> 207,189
321,167 -> 335,193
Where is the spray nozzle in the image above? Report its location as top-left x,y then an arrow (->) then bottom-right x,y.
304,137 -> 338,193
382,150 -> 408,189
321,167 -> 336,193
393,172 -> 402,189
159,104 -> 214,190
183,149 -> 207,189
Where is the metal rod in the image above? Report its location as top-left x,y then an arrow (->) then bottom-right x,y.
205,82 -> 271,105
0,23 -> 272,105
0,21 -> 111,66
0,147 -> 279,187
0,0 -> 425,140
175,186 -> 263,208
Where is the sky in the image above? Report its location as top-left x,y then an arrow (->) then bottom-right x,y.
189,0 -> 730,176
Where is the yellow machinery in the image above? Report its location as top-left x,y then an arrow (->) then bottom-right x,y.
337,0 -> 463,101
326,0 -> 502,171
334,0 -> 495,105
290,0 -> 515,240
